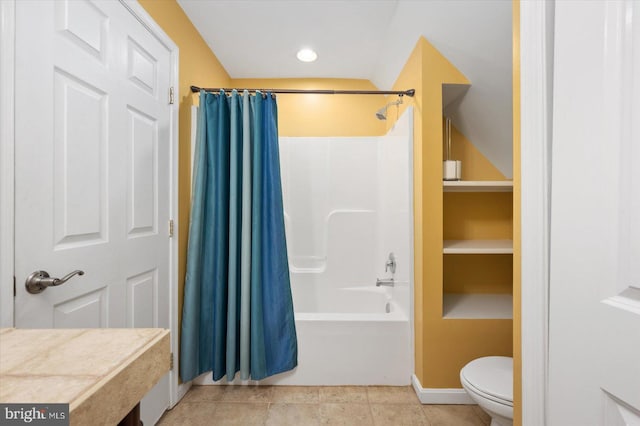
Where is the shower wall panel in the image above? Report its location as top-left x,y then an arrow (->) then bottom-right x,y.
280,108 -> 412,306
280,136 -> 378,288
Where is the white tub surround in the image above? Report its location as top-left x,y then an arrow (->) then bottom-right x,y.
279,112 -> 413,305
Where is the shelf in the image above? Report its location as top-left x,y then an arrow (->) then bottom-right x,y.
443,240 -> 513,254
443,293 -> 513,319
443,181 -> 513,192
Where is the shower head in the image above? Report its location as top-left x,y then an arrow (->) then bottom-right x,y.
375,97 -> 403,120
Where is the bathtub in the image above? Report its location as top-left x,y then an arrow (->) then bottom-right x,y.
265,284 -> 412,386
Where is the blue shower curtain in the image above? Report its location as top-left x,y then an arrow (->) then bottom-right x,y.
180,90 -> 297,382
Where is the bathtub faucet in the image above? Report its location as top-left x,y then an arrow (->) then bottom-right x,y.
385,252 -> 396,274
376,277 -> 395,287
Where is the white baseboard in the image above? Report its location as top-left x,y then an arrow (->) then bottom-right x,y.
411,374 -> 474,404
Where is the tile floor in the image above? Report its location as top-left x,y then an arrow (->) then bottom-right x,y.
157,385 -> 491,426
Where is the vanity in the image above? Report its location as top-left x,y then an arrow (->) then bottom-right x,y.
0,328 -> 170,425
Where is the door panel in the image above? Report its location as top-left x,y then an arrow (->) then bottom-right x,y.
128,37 -> 158,96
127,269 -> 158,328
56,0 -> 108,61
53,287 -> 108,329
14,1 -> 172,423
53,69 -> 108,248
127,106 -> 158,237
549,1 -> 640,424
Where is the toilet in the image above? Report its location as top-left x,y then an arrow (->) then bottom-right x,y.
460,356 -> 513,426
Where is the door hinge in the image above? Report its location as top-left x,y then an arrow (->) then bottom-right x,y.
13,276 -> 16,297
170,352 -> 174,370
168,219 -> 174,238
169,87 -> 175,105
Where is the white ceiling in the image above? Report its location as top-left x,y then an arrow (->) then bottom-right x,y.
178,0 -> 513,177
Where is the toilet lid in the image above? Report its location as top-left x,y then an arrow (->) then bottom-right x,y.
461,356 -> 513,404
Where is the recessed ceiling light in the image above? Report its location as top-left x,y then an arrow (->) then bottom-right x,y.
296,48 -> 318,63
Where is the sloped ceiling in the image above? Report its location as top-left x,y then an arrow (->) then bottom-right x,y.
178,0 -> 512,177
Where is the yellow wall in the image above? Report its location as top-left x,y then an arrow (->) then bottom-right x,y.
444,254 -> 512,294
231,79 -> 386,136
444,193 -> 513,240
512,0 -> 522,424
138,0 -> 231,356
389,37 -> 513,388
446,124 -> 506,181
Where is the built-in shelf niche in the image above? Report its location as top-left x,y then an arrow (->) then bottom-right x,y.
443,293 -> 513,319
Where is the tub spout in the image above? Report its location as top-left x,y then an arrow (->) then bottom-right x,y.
376,278 -> 395,287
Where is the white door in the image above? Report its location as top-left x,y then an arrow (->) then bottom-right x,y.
548,1 -> 640,425
14,1 -> 173,424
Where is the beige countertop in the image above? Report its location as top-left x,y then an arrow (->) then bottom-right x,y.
0,328 -> 170,426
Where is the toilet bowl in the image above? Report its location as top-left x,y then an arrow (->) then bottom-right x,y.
460,356 -> 513,426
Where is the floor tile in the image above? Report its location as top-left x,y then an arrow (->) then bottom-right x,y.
422,405 -> 486,426
271,386 -> 320,403
219,385 -> 273,403
319,403 -> 373,426
156,402 -> 218,425
472,405 -> 491,425
319,386 -> 368,403
266,403 -> 320,426
371,403 -> 430,426
180,385 -> 227,403
163,385 -> 488,426
213,402 -> 269,426
367,386 -> 420,404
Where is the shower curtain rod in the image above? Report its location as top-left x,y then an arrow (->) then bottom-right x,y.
190,85 -> 415,97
